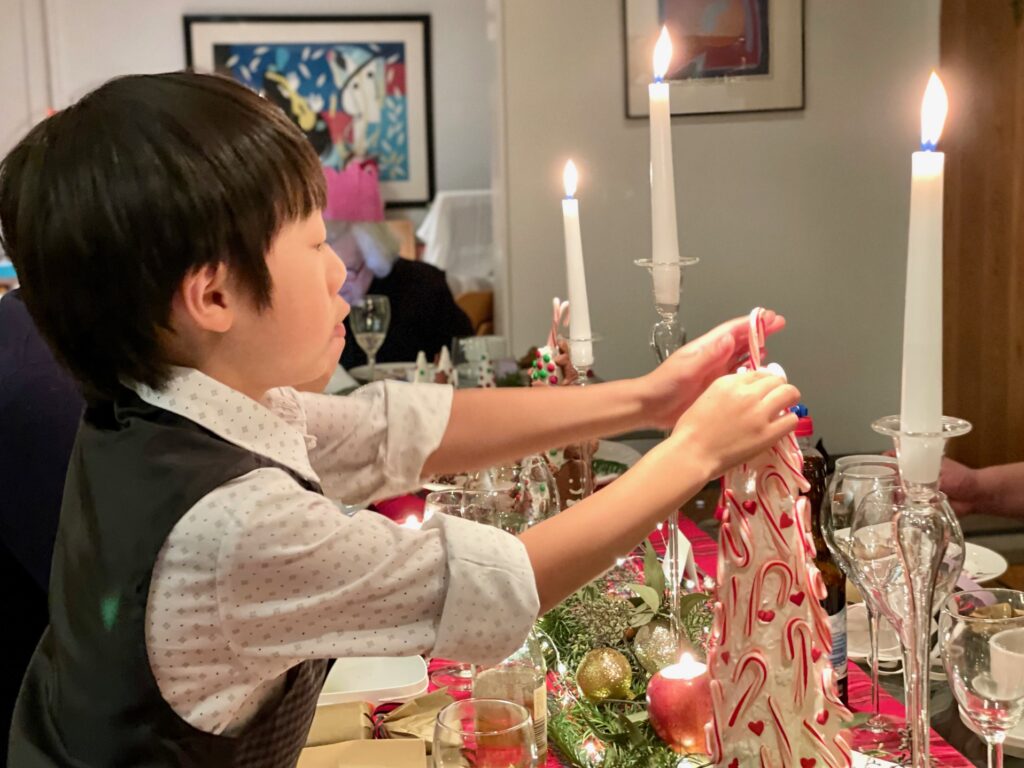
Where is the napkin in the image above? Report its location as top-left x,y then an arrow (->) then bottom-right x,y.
661,525 -> 699,586
852,752 -> 900,768
297,739 -> 426,768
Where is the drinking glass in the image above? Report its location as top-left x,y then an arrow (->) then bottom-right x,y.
940,589 -> 1024,768
349,294 -> 390,381
466,456 -> 561,529
823,456 -> 900,733
434,698 -> 537,768
850,486 -> 964,766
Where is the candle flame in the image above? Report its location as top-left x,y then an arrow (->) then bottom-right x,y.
400,516 -> 421,530
653,26 -> 673,81
563,159 -> 578,198
660,652 -> 707,680
920,71 -> 948,150
655,26 -> 671,82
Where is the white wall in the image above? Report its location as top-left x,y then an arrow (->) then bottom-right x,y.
497,0 -> 940,453
2,0 -> 492,199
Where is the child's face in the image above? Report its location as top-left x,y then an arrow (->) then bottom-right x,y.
234,211 -> 349,392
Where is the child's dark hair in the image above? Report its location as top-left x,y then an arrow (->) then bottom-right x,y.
0,72 -> 326,400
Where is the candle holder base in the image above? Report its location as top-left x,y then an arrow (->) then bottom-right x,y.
634,258 -> 699,362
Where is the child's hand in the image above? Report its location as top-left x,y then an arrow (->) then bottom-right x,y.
671,370 -> 800,479
640,311 -> 786,430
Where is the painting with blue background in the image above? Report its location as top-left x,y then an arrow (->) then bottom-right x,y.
214,41 -> 409,180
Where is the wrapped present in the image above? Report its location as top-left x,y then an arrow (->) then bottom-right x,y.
305,701 -> 372,747
297,739 -> 426,768
372,689 -> 454,744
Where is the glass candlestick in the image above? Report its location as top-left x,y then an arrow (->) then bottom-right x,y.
561,338 -> 596,506
868,414 -> 972,768
633,258 -> 699,362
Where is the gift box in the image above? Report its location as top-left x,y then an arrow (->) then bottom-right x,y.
297,739 -> 426,768
305,701 -> 372,747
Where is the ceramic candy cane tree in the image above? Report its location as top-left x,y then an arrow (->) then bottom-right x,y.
705,308 -> 851,768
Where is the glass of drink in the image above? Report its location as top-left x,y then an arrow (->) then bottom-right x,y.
349,294 -> 390,381
940,589 -> 1024,768
433,698 -> 537,768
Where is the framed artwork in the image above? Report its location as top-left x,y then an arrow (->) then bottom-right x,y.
185,15 -> 435,207
623,0 -> 803,117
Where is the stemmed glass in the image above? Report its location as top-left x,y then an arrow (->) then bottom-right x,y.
433,698 -> 537,767
850,486 -> 965,766
349,294 -> 390,381
823,456 -> 901,733
467,456 -> 561,528
939,589 -> 1024,768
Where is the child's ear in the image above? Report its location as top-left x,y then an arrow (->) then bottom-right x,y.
176,263 -> 235,334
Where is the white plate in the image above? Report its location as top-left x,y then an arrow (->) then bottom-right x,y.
964,542 -> 1009,583
348,362 -> 418,383
317,656 -> 428,706
959,706 -> 1024,758
592,440 -> 643,484
847,603 -> 903,664
324,365 -> 359,394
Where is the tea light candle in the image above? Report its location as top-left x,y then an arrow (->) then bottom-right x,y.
645,652 -> 712,753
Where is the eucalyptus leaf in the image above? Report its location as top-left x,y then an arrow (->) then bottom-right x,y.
628,608 -> 655,628
625,710 -> 649,725
840,712 -> 873,729
628,583 -> 661,612
616,711 -> 645,747
643,540 -> 666,597
677,592 -> 710,619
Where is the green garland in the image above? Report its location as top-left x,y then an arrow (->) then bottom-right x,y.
537,542 -> 715,767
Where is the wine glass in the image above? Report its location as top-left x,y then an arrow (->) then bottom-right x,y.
850,486 -> 965,766
423,490 -> 514,697
940,589 -> 1024,768
433,698 -> 537,767
349,294 -> 390,381
466,456 -> 561,529
823,456 -> 900,733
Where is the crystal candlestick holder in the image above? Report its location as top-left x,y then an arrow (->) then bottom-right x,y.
561,337 -> 597,507
869,415 -> 972,768
633,258 -> 699,362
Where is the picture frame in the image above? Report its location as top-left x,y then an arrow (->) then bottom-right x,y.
623,0 -> 804,118
185,14 -> 435,207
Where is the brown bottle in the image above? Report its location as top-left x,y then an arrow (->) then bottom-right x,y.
795,406 -> 848,705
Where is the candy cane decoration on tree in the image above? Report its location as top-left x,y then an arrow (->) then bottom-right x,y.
706,308 -> 850,768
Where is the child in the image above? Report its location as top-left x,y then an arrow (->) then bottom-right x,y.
0,72 -> 798,767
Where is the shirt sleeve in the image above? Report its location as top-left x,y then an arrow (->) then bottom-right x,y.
214,468 -> 539,668
268,381 -> 453,506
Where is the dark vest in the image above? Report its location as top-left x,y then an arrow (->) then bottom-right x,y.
9,391 -> 330,767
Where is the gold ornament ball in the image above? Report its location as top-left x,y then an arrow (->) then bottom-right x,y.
576,648 -> 633,702
633,618 -> 679,674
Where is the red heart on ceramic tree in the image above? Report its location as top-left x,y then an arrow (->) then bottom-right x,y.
789,592 -> 806,606
748,720 -> 765,736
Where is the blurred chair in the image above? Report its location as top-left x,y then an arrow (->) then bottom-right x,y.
455,291 -> 494,336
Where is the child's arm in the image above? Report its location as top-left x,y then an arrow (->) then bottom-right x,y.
520,370 -> 798,612
421,312 -> 784,477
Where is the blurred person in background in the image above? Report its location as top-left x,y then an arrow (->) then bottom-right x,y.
325,161 -> 472,370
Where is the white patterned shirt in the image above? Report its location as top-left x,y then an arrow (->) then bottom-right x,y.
135,368 -> 539,735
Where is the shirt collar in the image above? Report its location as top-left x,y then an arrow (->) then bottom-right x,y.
132,367 -> 320,485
